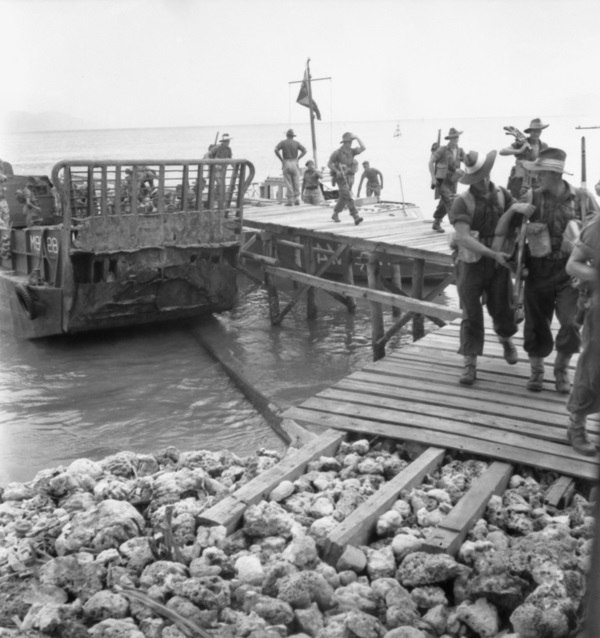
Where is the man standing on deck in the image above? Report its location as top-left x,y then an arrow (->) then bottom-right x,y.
357,161 -> 384,202
429,127 -> 465,232
274,129 -> 307,206
449,149 -> 533,386
209,134 -> 233,159
209,134 -> 233,198
328,132 -> 366,225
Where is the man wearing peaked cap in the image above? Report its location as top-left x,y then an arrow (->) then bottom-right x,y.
429,127 -> 466,232
500,146 -> 599,400
274,128 -> 307,206
449,149 -> 536,386
499,117 -> 549,198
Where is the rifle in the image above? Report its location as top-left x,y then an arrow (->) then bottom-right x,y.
512,221 -> 527,323
503,126 -> 531,150
431,128 -> 441,153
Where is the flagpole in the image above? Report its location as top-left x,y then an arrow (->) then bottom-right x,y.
306,58 -> 318,167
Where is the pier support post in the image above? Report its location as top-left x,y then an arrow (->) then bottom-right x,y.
411,258 -> 425,341
391,262 -> 403,319
342,246 -> 357,313
304,240 -> 317,320
264,233 -> 280,324
367,254 -> 385,360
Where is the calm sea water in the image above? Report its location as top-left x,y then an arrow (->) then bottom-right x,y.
1,116 -> 596,484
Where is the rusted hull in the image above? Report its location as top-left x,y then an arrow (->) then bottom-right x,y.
0,256 -> 238,339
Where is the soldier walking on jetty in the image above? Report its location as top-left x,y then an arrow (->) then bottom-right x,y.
328,132 -> 365,225
448,149 -> 531,386
565,213 -> 600,456
499,117 -> 549,199
429,127 -> 465,232
503,148 -> 599,394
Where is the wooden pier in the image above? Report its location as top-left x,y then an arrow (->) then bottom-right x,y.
282,319 -> 598,482
241,200 -> 459,357
199,317 -> 597,565
216,199 -> 599,564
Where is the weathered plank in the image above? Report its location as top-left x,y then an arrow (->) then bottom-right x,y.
421,461 -> 513,554
197,428 -> 345,532
264,266 -> 462,321
322,447 -> 446,566
544,476 -> 576,508
282,407 -> 598,481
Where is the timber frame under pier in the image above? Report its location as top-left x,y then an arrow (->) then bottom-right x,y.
241,201 -> 459,359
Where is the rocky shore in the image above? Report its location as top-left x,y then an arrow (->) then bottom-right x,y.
0,435 -> 596,638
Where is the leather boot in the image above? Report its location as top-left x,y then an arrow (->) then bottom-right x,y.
554,351 -> 571,394
567,414 -> 597,456
353,214 -> 364,226
459,355 -> 477,386
526,356 -> 544,392
499,337 -> 518,365
432,219 -> 444,233
331,212 -> 341,222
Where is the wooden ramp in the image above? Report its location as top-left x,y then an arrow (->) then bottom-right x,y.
282,320 -> 599,482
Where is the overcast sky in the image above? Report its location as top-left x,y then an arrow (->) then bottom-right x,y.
2,0 -> 599,132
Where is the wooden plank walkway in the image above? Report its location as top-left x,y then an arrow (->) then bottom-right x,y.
282,319 -> 599,482
243,201 -> 454,268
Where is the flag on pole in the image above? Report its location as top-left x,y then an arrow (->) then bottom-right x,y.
296,69 -> 321,120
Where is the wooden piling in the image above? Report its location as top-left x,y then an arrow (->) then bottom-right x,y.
367,254 -> 385,360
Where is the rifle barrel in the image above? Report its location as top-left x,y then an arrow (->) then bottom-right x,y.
581,136 -> 587,186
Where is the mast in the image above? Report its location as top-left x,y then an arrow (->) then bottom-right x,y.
306,59 -> 318,167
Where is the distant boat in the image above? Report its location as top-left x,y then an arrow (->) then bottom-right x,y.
575,125 -> 600,130
393,124 -> 401,138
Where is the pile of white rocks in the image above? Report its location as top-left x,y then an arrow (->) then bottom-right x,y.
0,437 -> 595,638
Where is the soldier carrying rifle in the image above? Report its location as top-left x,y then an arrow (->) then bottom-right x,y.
499,117 -> 549,199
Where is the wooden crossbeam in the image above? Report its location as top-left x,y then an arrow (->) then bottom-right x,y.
271,245 -> 348,325
322,447 -> 446,566
197,428 -> 344,533
264,266 -> 462,322
421,461 -> 513,555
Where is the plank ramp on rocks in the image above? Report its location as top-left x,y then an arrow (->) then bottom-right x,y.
282,320 -> 599,482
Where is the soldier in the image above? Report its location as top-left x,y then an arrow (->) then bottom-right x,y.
327,132 -> 366,225
499,117 -> 549,199
429,127 -> 465,232
274,129 -> 307,206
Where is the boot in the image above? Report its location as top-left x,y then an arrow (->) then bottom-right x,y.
331,212 -> 341,222
526,356 -> 544,392
459,355 -> 477,386
499,337 -> 518,365
567,414 -> 597,456
554,351 -> 572,394
352,213 -> 364,226
432,219 -> 444,233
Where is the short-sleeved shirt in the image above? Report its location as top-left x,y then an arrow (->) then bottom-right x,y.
529,181 -> 600,251
275,139 -> 306,160
303,168 -> 321,189
329,146 -> 361,172
210,144 -> 232,159
577,213 -> 600,262
432,144 -> 465,179
450,182 -> 514,242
